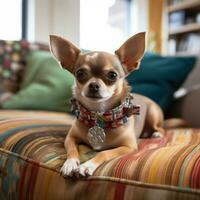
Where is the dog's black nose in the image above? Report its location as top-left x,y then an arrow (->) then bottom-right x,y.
89,83 -> 100,93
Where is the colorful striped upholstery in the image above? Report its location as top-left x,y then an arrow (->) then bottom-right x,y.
0,110 -> 199,199
96,129 -> 200,189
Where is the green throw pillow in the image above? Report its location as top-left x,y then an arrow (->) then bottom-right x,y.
2,51 -> 74,112
126,52 -> 197,113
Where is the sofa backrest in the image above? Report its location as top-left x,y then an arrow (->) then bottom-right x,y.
181,57 -> 200,89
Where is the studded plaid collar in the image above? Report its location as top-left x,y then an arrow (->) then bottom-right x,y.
71,94 -> 140,129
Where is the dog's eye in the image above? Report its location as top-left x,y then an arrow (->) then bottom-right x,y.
75,69 -> 87,81
106,71 -> 118,81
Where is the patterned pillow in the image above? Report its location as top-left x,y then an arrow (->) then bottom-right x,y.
0,40 -> 48,105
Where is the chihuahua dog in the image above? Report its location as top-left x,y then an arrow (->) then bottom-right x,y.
49,32 -> 164,177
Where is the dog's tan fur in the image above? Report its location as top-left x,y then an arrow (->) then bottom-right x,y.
49,32 -> 164,177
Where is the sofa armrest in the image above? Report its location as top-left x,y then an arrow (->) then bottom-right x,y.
168,87 -> 200,127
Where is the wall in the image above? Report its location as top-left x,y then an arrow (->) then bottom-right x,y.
148,0 -> 163,53
27,0 -> 80,46
130,0 -> 164,53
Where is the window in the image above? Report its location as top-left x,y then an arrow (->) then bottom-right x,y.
0,0 -> 24,40
80,0 -> 133,52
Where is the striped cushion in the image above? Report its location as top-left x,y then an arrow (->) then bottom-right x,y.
0,148 -> 199,200
96,129 -> 200,189
0,110 -> 199,199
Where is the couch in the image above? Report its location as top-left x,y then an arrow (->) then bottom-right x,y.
0,40 -> 199,200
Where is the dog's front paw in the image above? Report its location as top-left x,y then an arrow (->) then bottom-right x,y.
60,158 -> 80,177
79,161 -> 97,177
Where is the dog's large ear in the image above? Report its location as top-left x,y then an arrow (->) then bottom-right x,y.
49,35 -> 80,72
115,32 -> 146,73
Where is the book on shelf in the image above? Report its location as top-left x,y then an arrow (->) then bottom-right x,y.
168,38 -> 177,55
169,11 -> 185,29
178,33 -> 200,53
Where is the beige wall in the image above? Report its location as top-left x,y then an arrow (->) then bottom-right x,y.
27,0 -> 80,46
148,0 -> 163,53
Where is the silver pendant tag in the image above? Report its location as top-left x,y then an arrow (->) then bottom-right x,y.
87,126 -> 106,148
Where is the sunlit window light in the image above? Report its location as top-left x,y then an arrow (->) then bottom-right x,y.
80,0 -> 132,52
0,0 -> 22,40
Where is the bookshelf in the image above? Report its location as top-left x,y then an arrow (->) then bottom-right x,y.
163,0 -> 200,55
167,0 -> 200,12
169,23 -> 200,35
